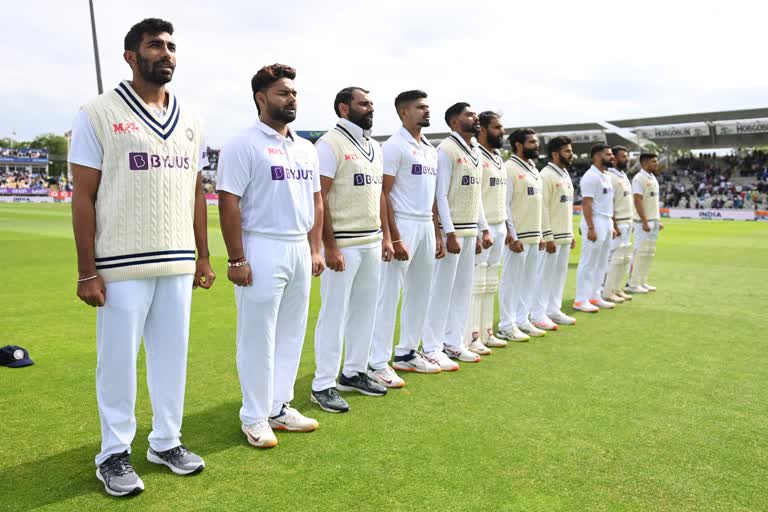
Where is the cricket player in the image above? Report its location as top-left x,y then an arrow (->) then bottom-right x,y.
70,18 -> 213,496
530,136 -> 577,327
573,144 -> 616,312
217,64 -> 324,449
311,87 -> 393,413
497,128 -> 546,340
368,90 -> 442,388
602,146 -> 634,303
627,152 -> 663,293
464,111 -> 508,354
422,102 -> 493,371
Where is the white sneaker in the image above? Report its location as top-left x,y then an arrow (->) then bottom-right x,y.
531,316 -> 558,331
617,290 -> 632,301
496,325 -> 530,342
573,301 -> 599,313
467,337 -> 492,355
443,344 -> 480,363
394,351 -> 442,374
643,283 -> 656,292
484,330 -> 508,348
518,320 -> 546,337
367,365 -> 406,388
268,405 -> 319,432
625,285 -> 648,294
548,311 -> 576,325
590,298 -> 615,309
602,292 -> 624,304
422,350 -> 460,371
242,420 -> 278,448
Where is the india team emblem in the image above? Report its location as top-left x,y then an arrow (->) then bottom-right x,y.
13,349 -> 23,361
186,128 -> 194,141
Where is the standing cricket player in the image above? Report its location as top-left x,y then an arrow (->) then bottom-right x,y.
464,111 -> 508,354
573,144 -> 616,312
530,136 -> 577,327
217,64 -> 324,449
368,90 -> 442,388
311,87 -> 393,413
422,102 -> 493,371
627,153 -> 663,293
602,146 -> 634,303
70,18 -> 213,496
497,128 -> 546,340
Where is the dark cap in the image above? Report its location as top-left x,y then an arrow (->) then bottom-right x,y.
0,345 -> 34,368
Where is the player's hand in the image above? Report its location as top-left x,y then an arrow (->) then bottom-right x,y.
545,241 -> 556,254
642,221 -> 651,232
311,251 -> 325,277
326,247 -> 345,272
382,239 -> 394,262
435,237 -> 446,259
481,230 -> 493,250
446,234 -> 461,254
613,226 -> 621,239
538,240 -> 546,251
475,238 -> 482,254
193,257 -> 216,289
659,222 -> 664,230
587,227 -> 597,242
393,240 -> 409,261
571,238 -> 576,249
77,274 -> 106,307
227,263 -> 252,287
506,235 -> 524,253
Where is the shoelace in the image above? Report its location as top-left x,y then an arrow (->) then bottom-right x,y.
103,452 -> 135,477
165,445 -> 189,459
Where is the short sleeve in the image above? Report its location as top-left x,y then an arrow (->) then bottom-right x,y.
311,147 -> 321,193
68,110 -> 103,170
382,141 -> 402,177
580,172 -> 599,198
316,140 -> 338,179
632,177 -> 644,195
216,136 -> 253,197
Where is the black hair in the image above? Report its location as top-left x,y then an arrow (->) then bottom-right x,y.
444,102 -> 470,127
508,128 -> 536,152
611,145 -> 628,155
334,87 -> 370,117
547,136 -> 573,158
639,152 -> 658,164
478,111 -> 500,128
591,143 -> 610,158
394,90 -> 428,112
251,63 -> 297,114
124,18 -> 174,52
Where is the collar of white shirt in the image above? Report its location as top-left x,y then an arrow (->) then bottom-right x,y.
254,119 -> 296,141
589,164 -> 606,175
548,162 -> 568,175
609,167 -> 627,177
338,118 -> 371,142
399,126 -> 431,147
640,169 -> 655,179
450,131 -> 477,152
511,153 -> 535,170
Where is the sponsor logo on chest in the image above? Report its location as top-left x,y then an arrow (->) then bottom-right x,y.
113,122 -> 140,134
461,176 -> 480,186
353,173 -> 384,186
489,177 -> 505,186
271,166 -> 314,181
411,164 -> 437,176
128,152 -> 191,170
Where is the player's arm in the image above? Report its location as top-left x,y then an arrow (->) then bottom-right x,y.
504,166 -> 522,252
216,141 -> 252,286
382,175 -> 405,261
477,195 -> 492,251
436,149 -> 460,254
193,171 -> 215,289
581,197 -> 596,242
71,163 -> 106,307
379,190 -> 393,262
541,175 -> 555,253
432,199 -> 445,259
633,178 -> 650,232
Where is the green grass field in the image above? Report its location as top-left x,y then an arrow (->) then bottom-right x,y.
1,203 -> 767,512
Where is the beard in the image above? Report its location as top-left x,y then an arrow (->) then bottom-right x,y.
348,107 -> 374,130
489,134 -> 504,149
558,152 -> 573,167
602,157 -> 613,168
136,53 -> 174,85
460,119 -> 480,135
523,147 -> 539,160
418,117 -> 431,128
616,160 -> 628,170
267,102 -> 296,124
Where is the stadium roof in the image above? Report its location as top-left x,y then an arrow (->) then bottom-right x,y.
607,108 -> 768,128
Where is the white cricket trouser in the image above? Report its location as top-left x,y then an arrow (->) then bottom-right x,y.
498,242 -> 542,330
532,242 -> 572,319
465,222 -> 506,342
370,216 -> 435,369
236,233 -> 311,425
422,235 -> 475,352
95,274 -> 193,466
602,222 -> 632,293
575,215 -> 612,303
313,243 -> 381,391
629,220 -> 660,286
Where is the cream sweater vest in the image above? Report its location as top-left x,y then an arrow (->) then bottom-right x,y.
632,171 -> 660,221
437,134 -> 483,237
318,124 -> 384,248
609,168 -> 633,223
540,163 -> 574,245
479,146 -> 507,225
505,155 -> 543,244
82,81 -> 202,282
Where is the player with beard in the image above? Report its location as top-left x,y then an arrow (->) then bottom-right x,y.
69,18 -> 213,496
464,111 -> 508,354
218,63 -> 324,448
601,146 -> 634,303
422,102 -> 493,371
368,90 -> 442,388
530,136 -> 577,327
627,153 -> 663,293
573,144 -> 616,312
497,129 -> 547,341
311,87 -> 393,413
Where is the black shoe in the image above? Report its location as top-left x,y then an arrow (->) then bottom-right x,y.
337,372 -> 387,397
96,451 -> 144,497
310,387 -> 350,413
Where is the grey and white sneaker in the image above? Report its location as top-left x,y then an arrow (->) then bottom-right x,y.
147,445 -> 205,475
338,372 -> 387,396
310,387 -> 350,413
496,325 -> 530,342
367,365 -> 406,388
96,450 -> 144,497
393,350 -> 441,374
269,404 -> 319,432
443,344 -> 481,363
422,350 -> 459,371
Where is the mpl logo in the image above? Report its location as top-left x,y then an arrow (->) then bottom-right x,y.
411,164 -> 436,176
128,152 -> 191,171
271,166 -> 313,181
344,153 -> 359,161
266,147 -> 285,156
461,176 -> 479,186
353,173 -> 384,186
113,122 -> 140,134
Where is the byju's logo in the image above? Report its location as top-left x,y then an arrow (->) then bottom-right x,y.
412,164 -> 422,175
461,175 -> 479,186
271,165 -> 313,181
411,164 -> 436,176
129,152 -> 149,170
489,177 -> 505,186
271,166 -> 285,180
353,173 -> 384,186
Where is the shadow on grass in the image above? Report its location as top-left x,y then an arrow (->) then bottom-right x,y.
1,400 -> 241,510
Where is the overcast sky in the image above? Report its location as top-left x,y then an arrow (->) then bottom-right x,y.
2,0 -> 766,146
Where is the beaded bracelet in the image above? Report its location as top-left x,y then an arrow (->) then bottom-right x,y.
228,260 -> 249,268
